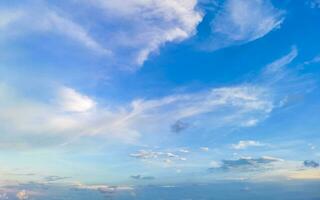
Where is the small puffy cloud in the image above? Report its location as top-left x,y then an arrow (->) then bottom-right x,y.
16,190 -> 28,200
231,140 -> 265,150
240,119 -> 259,127
200,147 -> 209,152
303,160 -> 319,168
57,87 -> 96,113
179,149 -> 189,153
171,120 -> 190,133
208,0 -> 284,50
210,161 -> 222,168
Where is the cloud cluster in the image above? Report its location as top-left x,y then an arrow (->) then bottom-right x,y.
0,0 -> 287,69
0,182 -> 134,200
303,160 -> 319,168
0,83 -> 273,148
130,149 -> 187,165
209,156 -> 283,171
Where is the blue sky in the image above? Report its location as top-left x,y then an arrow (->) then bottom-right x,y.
0,0 -> 320,199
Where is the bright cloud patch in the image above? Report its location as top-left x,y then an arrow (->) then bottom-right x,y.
57,87 -> 96,113
208,0 -> 284,50
231,140 -> 265,150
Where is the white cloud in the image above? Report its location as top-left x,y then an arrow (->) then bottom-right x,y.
0,1 -> 202,68
208,0 -> 284,50
0,46 -> 306,149
57,87 -> 96,113
200,147 -> 209,152
231,140 -> 265,150
86,0 -> 203,67
0,7 -> 109,54
75,183 -> 133,192
0,83 -> 274,148
264,46 -> 298,74
210,161 -> 221,168
16,190 -> 28,200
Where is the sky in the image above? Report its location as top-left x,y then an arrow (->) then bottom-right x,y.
0,0 -> 320,199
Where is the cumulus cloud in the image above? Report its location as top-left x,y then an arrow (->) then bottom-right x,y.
57,87 -> 96,113
207,0 -> 284,50
231,140 -> 265,150
303,160 -> 319,168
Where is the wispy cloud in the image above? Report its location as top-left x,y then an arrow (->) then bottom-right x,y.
0,7 -> 109,55
0,83 -> 274,148
85,0 -> 203,67
0,1 -> 203,69
0,46 -> 309,150
206,0 -> 284,50
264,46 -> 298,75
130,175 -> 155,181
